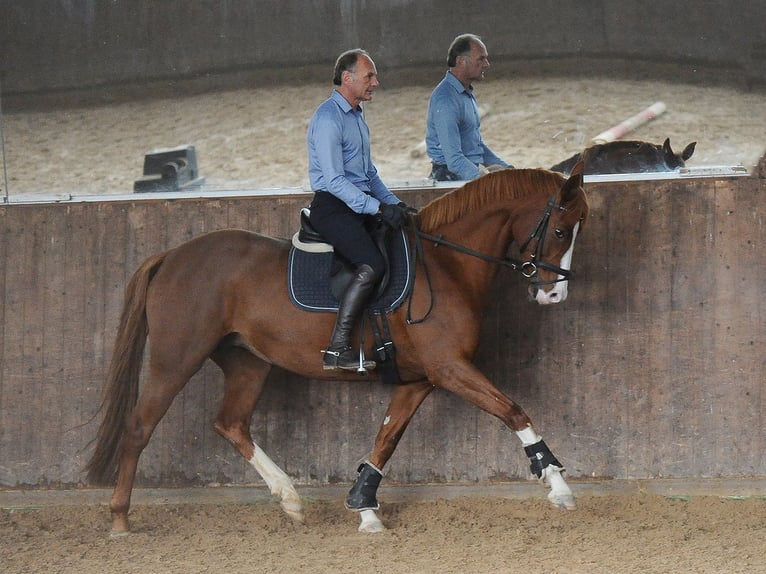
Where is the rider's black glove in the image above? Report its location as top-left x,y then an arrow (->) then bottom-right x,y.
379,202 -> 407,229
398,201 -> 417,213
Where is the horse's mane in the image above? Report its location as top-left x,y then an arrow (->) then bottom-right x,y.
416,169 -> 565,233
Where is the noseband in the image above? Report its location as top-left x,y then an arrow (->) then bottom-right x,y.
516,195 -> 573,286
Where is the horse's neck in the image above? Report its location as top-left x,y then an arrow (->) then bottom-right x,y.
430,210 -> 513,292
444,205 -> 517,252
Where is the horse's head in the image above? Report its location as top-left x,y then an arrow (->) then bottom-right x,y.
661,138 -> 696,169
415,166 -> 589,308
581,138 -> 697,174
514,162 -> 589,305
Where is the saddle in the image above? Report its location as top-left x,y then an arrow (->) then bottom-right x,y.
289,208 -> 412,312
288,208 -> 415,383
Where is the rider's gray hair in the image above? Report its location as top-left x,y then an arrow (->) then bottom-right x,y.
333,49 -> 370,86
447,33 -> 482,67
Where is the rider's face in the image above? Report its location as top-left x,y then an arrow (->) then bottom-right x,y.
461,41 -> 490,82
343,55 -> 380,107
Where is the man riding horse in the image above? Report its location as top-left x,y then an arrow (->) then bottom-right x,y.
306,49 -> 410,371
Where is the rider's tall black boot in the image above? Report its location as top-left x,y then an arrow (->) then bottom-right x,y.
323,264 -> 378,371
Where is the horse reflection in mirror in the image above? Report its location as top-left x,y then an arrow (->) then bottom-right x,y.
86,163 -> 589,535
551,138 -> 696,175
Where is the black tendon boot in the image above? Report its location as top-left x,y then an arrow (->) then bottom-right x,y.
323,264 -> 378,371
345,462 -> 383,510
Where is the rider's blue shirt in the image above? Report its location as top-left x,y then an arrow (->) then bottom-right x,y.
308,90 -> 399,214
425,71 -> 508,180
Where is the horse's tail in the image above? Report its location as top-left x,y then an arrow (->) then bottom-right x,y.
85,251 -> 167,485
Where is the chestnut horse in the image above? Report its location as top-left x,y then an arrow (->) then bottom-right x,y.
86,164 -> 589,535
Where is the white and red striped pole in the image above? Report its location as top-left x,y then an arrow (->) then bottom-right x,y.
591,101 -> 667,144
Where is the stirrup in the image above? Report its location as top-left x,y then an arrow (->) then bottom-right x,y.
322,346 -> 376,372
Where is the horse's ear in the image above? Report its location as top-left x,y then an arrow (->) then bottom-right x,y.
560,160 -> 588,226
569,160 -> 585,179
682,141 -> 696,160
557,160 -> 584,207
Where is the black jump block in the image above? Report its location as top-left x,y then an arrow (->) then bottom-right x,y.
134,144 -> 204,193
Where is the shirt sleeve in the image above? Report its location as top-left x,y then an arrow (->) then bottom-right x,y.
481,143 -> 510,168
367,168 -> 401,206
431,93 -> 481,180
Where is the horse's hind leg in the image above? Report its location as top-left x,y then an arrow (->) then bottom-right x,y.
347,381 -> 434,533
109,367 -> 198,535
211,346 -> 303,523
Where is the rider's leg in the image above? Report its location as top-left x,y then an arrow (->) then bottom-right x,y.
323,263 -> 379,370
309,192 -> 386,371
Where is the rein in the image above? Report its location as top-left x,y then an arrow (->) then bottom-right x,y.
405,195 -> 573,324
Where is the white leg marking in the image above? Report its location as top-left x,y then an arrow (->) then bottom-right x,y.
515,426 -> 576,510
543,465 -> 577,510
248,443 -> 304,522
358,509 -> 386,533
515,425 -> 542,446
535,221 -> 580,305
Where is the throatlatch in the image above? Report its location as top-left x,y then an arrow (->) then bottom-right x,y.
524,440 -> 564,478
345,461 -> 383,511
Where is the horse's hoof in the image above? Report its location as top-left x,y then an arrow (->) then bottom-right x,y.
548,491 -> 577,510
110,514 -> 130,536
358,509 -> 386,533
358,521 -> 386,533
280,500 -> 305,523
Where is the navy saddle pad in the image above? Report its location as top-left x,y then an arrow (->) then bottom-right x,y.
288,228 -> 413,313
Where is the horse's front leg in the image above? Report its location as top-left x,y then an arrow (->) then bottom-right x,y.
346,381 -> 434,533
515,425 -> 576,510
434,361 -> 575,511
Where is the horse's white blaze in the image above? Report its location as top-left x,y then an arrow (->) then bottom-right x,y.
534,221 -> 580,305
248,443 -> 304,522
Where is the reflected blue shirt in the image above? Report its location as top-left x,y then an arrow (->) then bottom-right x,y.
425,71 -> 509,180
307,90 -> 399,214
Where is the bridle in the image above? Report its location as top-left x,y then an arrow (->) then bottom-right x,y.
516,194 -> 574,285
415,194 -> 574,282
406,195 -> 577,324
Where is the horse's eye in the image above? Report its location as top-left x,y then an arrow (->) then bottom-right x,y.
554,228 -> 566,239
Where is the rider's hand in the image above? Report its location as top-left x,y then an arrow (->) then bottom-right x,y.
397,201 -> 417,214
379,203 -> 406,229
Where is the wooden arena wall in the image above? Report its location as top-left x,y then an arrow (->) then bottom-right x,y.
0,174 -> 764,488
